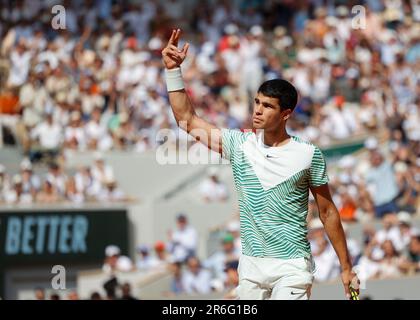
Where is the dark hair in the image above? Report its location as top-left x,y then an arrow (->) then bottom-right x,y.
257,79 -> 298,111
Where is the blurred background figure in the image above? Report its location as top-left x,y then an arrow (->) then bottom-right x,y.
102,245 -> 134,274
198,167 -> 228,202
167,213 -> 198,263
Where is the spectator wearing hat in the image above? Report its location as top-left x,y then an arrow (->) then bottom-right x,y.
97,174 -> 126,202
136,244 -> 159,271
365,150 -> 400,218
153,241 -> 170,270
198,167 -> 228,202
64,111 -> 86,150
167,214 -> 198,263
223,260 -> 239,300
29,112 -> 63,163
45,162 -> 67,196
19,158 -> 41,197
394,211 -> 419,253
372,213 -> 401,257
308,218 -> 341,282
85,106 -> 109,150
204,233 -> 240,281
102,245 -> 134,274
3,174 -> 33,204
91,152 -> 114,188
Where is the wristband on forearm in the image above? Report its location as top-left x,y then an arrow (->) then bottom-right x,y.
165,67 -> 185,92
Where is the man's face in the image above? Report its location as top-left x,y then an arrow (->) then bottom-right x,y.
35,289 -> 45,300
252,93 -> 291,132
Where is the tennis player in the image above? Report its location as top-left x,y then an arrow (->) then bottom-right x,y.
162,29 -> 360,300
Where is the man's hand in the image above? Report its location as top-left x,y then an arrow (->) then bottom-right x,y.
341,269 -> 360,300
162,29 -> 189,70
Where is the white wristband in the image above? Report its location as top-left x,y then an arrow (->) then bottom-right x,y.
165,67 -> 185,92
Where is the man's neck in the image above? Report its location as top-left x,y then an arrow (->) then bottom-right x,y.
262,128 -> 290,147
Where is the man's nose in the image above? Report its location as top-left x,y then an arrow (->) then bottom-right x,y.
255,104 -> 263,115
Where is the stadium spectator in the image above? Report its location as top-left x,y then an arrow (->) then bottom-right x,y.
223,260 -> 239,300
198,167 -> 228,202
153,241 -> 171,271
365,150 -> 400,218
102,245 -> 134,274
308,218 -> 341,282
119,282 -> 137,300
67,291 -> 79,300
34,287 -> 45,300
29,112 -> 63,163
136,244 -> 158,271
167,213 -> 198,263
181,256 -> 213,295
168,261 -> 184,295
204,233 -> 240,281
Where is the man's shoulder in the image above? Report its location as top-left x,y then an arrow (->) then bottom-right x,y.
290,136 -> 320,156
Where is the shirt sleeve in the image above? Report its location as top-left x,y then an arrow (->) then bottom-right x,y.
309,146 -> 329,187
221,128 -> 247,161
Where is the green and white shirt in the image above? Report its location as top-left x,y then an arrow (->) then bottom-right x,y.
222,129 -> 329,260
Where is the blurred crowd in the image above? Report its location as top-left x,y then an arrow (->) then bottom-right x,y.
0,0 -> 418,153
0,0 -> 418,211
96,213 -> 240,299
92,208 -> 420,300
0,152 -> 128,204
307,210 -> 420,284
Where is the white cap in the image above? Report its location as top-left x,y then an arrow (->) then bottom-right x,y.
336,5 -> 349,17
148,37 -> 162,50
364,137 -> 378,150
105,245 -> 121,257
20,158 -> 33,171
250,25 -> 263,36
274,26 -> 286,37
13,174 -> 22,185
397,211 -> 411,225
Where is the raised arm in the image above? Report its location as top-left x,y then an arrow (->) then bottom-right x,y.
310,183 -> 360,299
161,29 -> 222,154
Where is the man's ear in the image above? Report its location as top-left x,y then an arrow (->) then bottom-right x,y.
282,109 -> 292,121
